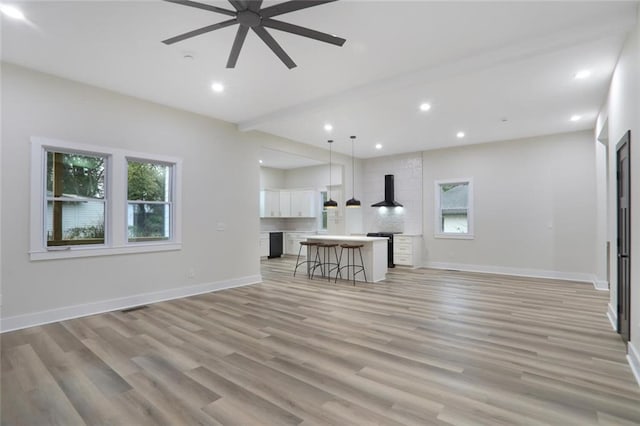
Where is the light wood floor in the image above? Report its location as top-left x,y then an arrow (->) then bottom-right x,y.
2,258 -> 640,425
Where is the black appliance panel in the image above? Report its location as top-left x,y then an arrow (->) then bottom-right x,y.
367,232 -> 395,268
269,232 -> 283,258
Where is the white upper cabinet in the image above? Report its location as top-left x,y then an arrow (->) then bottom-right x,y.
259,190 -> 280,218
279,190 -> 291,217
260,189 -> 316,218
290,190 -> 316,217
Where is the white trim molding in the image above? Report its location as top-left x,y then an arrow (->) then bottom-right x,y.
628,342 -> 640,387
0,275 -> 261,333
423,261 -> 601,285
593,280 -> 609,291
607,303 -> 618,331
29,136 -> 183,261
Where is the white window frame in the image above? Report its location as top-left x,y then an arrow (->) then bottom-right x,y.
30,137 -> 182,260
434,178 -> 474,239
126,157 -> 175,244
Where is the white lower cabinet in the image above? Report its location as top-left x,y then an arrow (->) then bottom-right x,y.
284,232 -> 315,256
259,233 -> 269,257
393,235 -> 422,267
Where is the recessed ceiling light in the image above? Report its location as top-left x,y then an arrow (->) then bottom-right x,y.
0,4 -> 25,20
570,115 -> 582,122
259,160 -> 263,164
456,131 -> 465,138
419,103 -> 431,112
324,123 -> 333,132
574,70 -> 591,80
375,143 -> 383,150
210,82 -> 224,93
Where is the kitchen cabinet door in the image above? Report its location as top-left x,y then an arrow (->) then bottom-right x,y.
290,190 -> 316,217
279,190 -> 291,217
260,190 -> 280,217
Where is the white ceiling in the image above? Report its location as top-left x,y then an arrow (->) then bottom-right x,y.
2,1 -> 637,158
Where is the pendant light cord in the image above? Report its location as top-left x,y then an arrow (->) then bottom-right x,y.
351,136 -> 355,198
328,140 -> 333,200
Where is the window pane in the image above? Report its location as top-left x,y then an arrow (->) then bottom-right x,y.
46,151 -> 105,199
46,200 -> 105,245
128,203 -> 170,241
127,160 -> 170,202
440,182 -> 468,209
442,212 -> 468,233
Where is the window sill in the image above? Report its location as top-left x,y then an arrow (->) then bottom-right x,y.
434,233 -> 475,240
29,242 -> 182,261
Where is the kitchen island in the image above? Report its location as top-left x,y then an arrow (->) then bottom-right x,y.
306,235 -> 389,282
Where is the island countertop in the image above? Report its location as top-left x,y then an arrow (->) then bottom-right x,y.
305,235 -> 388,282
306,235 -> 389,242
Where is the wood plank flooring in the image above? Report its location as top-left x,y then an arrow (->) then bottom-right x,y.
2,257 -> 640,425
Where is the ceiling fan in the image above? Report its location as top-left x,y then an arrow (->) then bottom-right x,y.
162,0 -> 346,69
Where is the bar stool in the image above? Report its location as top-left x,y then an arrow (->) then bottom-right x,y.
335,244 -> 367,285
311,243 -> 342,282
293,241 -> 321,278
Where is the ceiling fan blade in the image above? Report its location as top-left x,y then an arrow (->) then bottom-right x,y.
247,0 -> 262,12
164,0 -> 236,17
262,18 -> 345,46
162,18 -> 237,45
251,26 -> 296,69
261,0 -> 337,18
227,25 -> 249,68
227,0 -> 247,11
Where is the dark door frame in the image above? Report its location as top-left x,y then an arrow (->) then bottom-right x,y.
616,130 -> 631,344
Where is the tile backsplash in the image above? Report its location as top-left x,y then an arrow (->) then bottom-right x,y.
363,152 -> 423,235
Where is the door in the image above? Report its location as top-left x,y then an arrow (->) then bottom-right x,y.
616,131 -> 631,344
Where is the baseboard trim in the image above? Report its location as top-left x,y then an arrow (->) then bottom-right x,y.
628,342 -> 640,387
593,279 -> 609,291
423,261 -> 599,286
607,303 -> 618,331
0,274 -> 262,333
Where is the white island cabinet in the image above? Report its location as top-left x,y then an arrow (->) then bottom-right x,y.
305,235 -> 389,282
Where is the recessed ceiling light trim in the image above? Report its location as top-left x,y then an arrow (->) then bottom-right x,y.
570,115 -> 582,122
574,70 -> 591,80
324,123 -> 333,132
0,4 -> 25,20
419,103 -> 431,112
456,131 -> 465,139
211,82 -> 225,93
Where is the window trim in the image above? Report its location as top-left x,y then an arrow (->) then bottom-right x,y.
434,178 -> 474,240
125,157 -> 175,244
30,137 -> 182,260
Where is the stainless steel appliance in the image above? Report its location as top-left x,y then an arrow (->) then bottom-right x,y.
366,232 -> 396,268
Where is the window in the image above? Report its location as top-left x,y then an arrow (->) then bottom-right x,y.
435,179 -> 474,238
30,137 -> 182,260
320,191 -> 328,231
127,160 -> 172,242
46,151 -> 107,246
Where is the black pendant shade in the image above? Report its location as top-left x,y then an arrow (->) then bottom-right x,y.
324,139 -> 337,209
346,135 -> 361,208
346,197 -> 361,208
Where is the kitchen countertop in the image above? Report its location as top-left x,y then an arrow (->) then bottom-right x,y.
306,235 -> 389,242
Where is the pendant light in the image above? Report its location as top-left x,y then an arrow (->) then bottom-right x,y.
324,140 -> 338,209
346,135 -> 361,208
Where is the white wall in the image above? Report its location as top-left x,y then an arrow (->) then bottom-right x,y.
1,63 -> 268,330
421,131 -> 598,282
362,153 -> 423,234
597,3 -> 640,384
259,167 -> 286,189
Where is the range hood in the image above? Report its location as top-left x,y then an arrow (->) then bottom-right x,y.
371,174 -> 403,207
